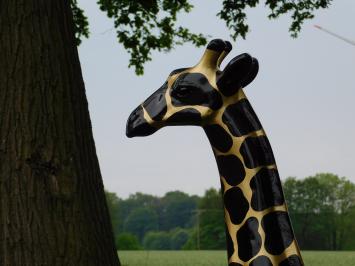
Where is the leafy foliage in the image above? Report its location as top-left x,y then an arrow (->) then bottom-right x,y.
116,233 -> 142,250
124,207 -> 158,241
70,0 -> 89,45
143,231 -> 172,250
96,0 -> 206,75
142,228 -> 191,250
105,191 -> 198,249
170,228 -> 190,250
106,173 -> 355,251
218,0 -> 332,39
70,0 -> 332,75
195,188 -> 225,250
105,190 -> 123,238
266,0 -> 332,37
160,191 -> 198,231
283,173 -> 355,250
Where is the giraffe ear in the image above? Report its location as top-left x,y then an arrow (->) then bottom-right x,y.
217,41 -> 232,67
217,53 -> 259,96
241,57 -> 258,88
206,39 -> 231,53
199,39 -> 233,68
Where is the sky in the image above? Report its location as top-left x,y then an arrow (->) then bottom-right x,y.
77,1 -> 355,199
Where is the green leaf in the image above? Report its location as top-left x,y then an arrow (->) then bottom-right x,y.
71,0 -> 90,45
97,0 -> 206,75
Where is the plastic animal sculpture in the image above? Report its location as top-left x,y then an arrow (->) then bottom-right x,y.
126,39 -> 303,266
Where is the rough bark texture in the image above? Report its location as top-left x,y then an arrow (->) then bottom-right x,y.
0,1 -> 120,265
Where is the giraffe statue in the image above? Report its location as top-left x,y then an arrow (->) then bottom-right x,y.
126,39 -> 304,266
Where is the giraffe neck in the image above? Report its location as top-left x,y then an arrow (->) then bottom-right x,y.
203,89 -> 303,266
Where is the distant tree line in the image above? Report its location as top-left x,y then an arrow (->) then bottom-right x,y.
284,173 -> 355,250
105,173 -> 355,251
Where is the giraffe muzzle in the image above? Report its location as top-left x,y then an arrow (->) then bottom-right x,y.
126,105 -> 158,138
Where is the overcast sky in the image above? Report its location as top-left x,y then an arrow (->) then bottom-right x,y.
77,1 -> 355,199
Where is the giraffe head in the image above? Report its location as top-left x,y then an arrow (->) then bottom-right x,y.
126,39 -> 258,138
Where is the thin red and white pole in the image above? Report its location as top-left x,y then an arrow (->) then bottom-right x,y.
314,25 -> 355,47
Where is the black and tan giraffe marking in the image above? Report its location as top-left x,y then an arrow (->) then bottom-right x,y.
126,39 -> 304,266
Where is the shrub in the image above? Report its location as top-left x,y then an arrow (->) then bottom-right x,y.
143,231 -> 171,250
116,233 -> 142,250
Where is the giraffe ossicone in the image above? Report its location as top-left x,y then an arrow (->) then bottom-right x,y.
126,39 -> 304,266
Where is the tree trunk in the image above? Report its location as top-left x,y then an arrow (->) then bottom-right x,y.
0,1 -> 120,265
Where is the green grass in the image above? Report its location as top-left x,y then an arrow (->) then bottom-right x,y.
302,251 -> 355,265
118,250 -> 355,266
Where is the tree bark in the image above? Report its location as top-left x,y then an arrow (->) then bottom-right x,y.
0,1 -> 120,265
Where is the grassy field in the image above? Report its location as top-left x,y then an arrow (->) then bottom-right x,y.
118,250 -> 355,266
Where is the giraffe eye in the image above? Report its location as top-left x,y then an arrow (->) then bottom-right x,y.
174,86 -> 193,98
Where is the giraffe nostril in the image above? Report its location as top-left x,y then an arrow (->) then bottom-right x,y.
129,109 -> 140,123
158,94 -> 163,101
126,105 -> 158,138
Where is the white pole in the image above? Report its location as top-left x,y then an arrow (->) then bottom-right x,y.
314,25 -> 355,47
